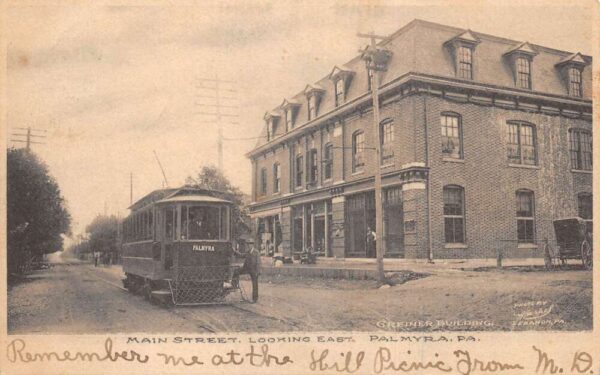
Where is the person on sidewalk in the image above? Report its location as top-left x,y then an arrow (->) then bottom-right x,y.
93,251 -> 99,267
366,227 -> 376,258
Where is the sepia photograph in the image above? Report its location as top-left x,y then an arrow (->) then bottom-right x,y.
3,0 -> 594,347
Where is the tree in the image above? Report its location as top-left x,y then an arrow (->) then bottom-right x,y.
86,215 -> 119,258
185,165 -> 251,238
7,148 -> 71,274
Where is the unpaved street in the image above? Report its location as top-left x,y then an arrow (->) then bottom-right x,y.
8,261 -> 592,334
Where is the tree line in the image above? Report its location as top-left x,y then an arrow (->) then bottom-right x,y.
8,148 -> 71,275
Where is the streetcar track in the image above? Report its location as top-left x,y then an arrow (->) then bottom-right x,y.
83,265 -> 300,332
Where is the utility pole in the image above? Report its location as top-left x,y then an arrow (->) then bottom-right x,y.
194,74 -> 239,171
130,172 -> 133,206
358,32 -> 393,285
10,127 -> 46,150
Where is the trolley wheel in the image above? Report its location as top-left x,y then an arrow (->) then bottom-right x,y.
543,243 -> 554,270
581,240 -> 593,270
143,279 -> 154,302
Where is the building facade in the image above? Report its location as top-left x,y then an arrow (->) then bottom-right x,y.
246,20 -> 593,260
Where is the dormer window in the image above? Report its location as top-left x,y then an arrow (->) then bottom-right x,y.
458,46 -> 473,79
308,95 -> 317,120
329,65 -> 354,108
281,99 -> 300,131
335,79 -> 345,106
286,108 -> 294,129
444,30 -> 480,80
555,52 -> 588,97
504,42 -> 538,90
516,57 -> 531,89
569,68 -> 582,97
367,64 -> 374,91
304,84 -> 325,121
263,112 -> 281,141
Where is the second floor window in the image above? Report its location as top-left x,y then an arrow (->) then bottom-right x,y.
516,57 -> 531,89
443,185 -> 465,244
458,46 -> 473,79
441,113 -> 462,159
380,119 -> 394,165
507,121 -> 536,165
324,143 -> 333,180
352,131 -> 365,172
308,149 -> 318,183
335,79 -> 345,107
569,129 -> 592,171
516,190 -> 535,243
260,168 -> 267,196
569,67 -> 582,97
295,155 -> 304,188
273,163 -> 280,193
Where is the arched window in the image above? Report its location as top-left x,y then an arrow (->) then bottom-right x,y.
441,113 -> 463,159
578,193 -> 592,220
352,131 -> 365,172
443,185 -> 466,244
507,121 -> 537,165
380,119 -> 394,165
516,189 -> 535,243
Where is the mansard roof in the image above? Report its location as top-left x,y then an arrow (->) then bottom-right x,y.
446,29 -> 481,46
281,98 -> 301,109
263,111 -> 281,121
556,52 -> 589,67
304,83 -> 326,95
504,41 -> 538,57
329,65 -> 354,80
251,19 -> 592,157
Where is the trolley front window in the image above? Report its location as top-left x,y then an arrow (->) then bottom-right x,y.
180,205 -> 230,241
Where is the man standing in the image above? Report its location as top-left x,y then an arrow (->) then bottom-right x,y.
366,227 -> 376,258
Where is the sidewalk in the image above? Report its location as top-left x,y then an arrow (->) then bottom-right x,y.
84,257 -> 546,282
260,256 -> 546,280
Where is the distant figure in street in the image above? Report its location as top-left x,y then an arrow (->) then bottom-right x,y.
366,227 -> 376,258
93,251 -> 100,267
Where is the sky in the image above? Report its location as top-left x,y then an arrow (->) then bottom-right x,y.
4,0 -> 594,240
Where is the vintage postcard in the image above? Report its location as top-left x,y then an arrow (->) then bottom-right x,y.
1,0 -> 598,374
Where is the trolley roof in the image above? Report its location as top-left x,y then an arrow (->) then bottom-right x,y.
128,186 -> 231,211
155,195 -> 231,205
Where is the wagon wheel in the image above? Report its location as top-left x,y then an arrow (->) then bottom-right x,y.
543,243 -> 554,270
142,279 -> 155,303
581,240 -> 593,270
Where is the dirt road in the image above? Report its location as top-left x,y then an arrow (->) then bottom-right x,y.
8,262 -> 592,334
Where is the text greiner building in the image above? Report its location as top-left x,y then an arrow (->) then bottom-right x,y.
246,20 -> 592,260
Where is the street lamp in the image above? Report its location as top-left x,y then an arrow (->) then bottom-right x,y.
359,34 -> 392,285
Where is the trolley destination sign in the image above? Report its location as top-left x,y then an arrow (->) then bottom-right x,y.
192,244 -> 216,252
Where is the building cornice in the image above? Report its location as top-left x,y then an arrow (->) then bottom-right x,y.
247,72 -> 592,159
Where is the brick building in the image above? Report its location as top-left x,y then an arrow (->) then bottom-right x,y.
246,20 -> 592,260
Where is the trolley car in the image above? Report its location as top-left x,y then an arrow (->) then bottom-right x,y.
120,187 -> 256,305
